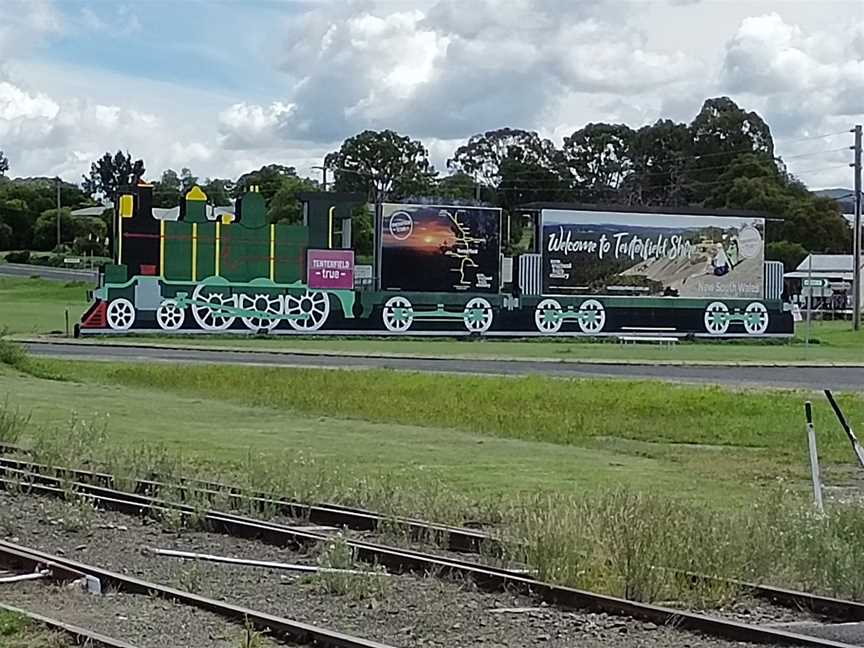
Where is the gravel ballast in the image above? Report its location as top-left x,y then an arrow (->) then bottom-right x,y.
6,582 -> 284,648
0,492 -> 801,648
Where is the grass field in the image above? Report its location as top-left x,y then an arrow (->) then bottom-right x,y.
2,351 -> 862,507
0,278 -> 89,335
5,343 -> 864,601
2,276 -> 862,364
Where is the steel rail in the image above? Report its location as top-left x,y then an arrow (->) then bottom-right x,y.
0,473 -> 855,647
4,460 -> 864,623
0,603 -> 137,648
0,540 -> 396,648
0,449 -> 495,554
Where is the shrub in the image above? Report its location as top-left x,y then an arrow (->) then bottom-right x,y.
3,250 -> 30,263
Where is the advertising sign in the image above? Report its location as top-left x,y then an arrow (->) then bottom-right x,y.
380,204 -> 501,293
307,249 -> 354,290
541,209 -> 765,299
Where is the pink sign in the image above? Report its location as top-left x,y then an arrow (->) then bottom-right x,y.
307,249 -> 355,290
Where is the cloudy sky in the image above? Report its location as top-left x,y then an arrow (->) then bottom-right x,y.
1,0 -> 862,189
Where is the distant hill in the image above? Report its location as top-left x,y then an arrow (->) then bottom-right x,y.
814,188 -> 855,213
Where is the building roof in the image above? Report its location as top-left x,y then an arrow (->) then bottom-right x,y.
794,254 -> 859,273
70,205 -> 110,217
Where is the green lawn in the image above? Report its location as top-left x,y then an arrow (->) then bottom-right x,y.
3,355 -> 862,510
0,278 -> 89,335
1,275 -> 862,364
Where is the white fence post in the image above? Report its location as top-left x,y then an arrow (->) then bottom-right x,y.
805,401 -> 824,513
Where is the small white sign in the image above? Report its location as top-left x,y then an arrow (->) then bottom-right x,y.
792,305 -> 803,322
64,257 -> 81,264
354,264 -> 373,279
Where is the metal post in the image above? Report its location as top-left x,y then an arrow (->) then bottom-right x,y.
806,253 -> 812,347
853,124 -> 862,330
55,178 -> 61,250
322,167 -> 328,192
804,401 -> 824,513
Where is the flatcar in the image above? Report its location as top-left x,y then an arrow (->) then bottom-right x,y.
77,183 -> 793,337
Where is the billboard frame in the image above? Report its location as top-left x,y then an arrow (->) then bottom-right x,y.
377,202 -> 504,295
536,206 -> 768,301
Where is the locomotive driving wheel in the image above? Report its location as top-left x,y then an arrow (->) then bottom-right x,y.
577,299 -> 605,334
239,293 -> 282,332
191,282 -> 237,331
286,290 -> 330,331
534,298 -> 563,334
382,296 -> 414,332
463,297 -> 493,333
156,299 -> 185,331
106,298 -> 135,331
743,302 -> 769,335
703,301 -> 729,336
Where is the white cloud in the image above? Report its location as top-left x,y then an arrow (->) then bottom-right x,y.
0,0 -> 861,191
218,102 -> 296,149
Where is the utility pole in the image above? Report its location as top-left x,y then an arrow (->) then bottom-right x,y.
55,177 -> 61,251
312,165 -> 328,191
853,125 -> 862,330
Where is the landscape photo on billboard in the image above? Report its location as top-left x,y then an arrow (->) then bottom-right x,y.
380,204 -> 501,293
541,209 -> 765,299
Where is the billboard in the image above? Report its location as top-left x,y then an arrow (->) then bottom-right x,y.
380,204 -> 501,293
541,209 -> 765,299
307,249 -> 354,290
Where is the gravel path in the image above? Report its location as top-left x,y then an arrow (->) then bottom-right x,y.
0,492 -> 794,648
4,582 -> 283,648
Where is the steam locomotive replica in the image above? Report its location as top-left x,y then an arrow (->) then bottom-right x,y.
78,182 -> 793,337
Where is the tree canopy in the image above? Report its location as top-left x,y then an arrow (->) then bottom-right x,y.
325,129 -> 437,203
82,150 -> 145,201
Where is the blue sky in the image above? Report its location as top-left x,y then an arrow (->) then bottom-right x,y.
0,0 -> 861,189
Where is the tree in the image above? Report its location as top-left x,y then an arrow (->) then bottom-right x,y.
562,123 -> 634,202
436,172 -> 479,201
622,119 -> 691,206
82,151 -> 145,201
325,129 -> 437,203
706,153 -> 851,255
687,97 -> 774,202
202,178 -> 233,206
32,208 -> 75,251
0,150 -> 8,177
179,168 -> 198,195
269,175 -> 318,224
152,169 -> 182,208
0,222 -> 12,250
233,164 -> 296,204
766,240 -> 808,271
448,128 -> 564,189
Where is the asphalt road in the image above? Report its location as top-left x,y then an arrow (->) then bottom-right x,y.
0,263 -> 97,283
22,341 -> 864,391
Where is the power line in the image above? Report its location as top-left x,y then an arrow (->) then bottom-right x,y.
433,164 -> 850,192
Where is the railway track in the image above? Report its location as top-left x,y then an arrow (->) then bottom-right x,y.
0,446 -> 495,554
0,465 -> 861,647
4,451 -> 864,641
0,537 -> 397,648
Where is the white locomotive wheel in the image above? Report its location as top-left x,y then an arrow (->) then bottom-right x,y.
382,296 -> 414,333
463,297 -> 493,333
286,290 -> 330,332
743,302 -> 769,335
534,298 -> 563,334
156,299 -> 185,331
704,301 -> 730,335
106,298 -> 135,331
239,293 -> 282,332
577,299 -> 605,334
191,283 -> 237,331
